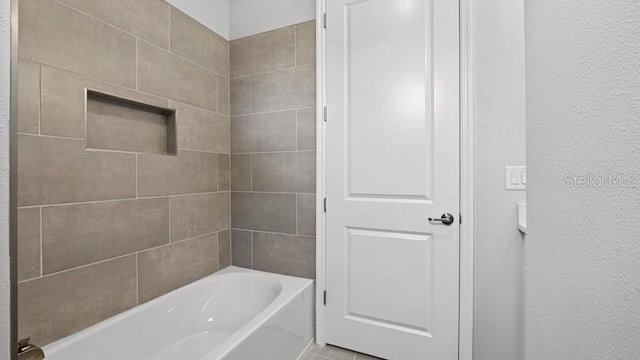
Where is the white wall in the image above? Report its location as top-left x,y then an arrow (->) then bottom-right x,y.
526,1 -> 640,359
166,0 -> 230,39
164,0 -> 317,40
0,0 -> 12,357
473,0 -> 526,360
229,0 -> 315,40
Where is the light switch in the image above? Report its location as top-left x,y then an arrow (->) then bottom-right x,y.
505,166 -> 526,190
510,172 -> 519,185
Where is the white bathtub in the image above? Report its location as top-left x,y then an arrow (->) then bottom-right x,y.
43,267 -> 314,360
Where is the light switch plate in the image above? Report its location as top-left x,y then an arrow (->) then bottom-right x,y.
505,166 -> 526,190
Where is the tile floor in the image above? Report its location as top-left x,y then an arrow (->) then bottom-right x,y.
299,343 -> 384,360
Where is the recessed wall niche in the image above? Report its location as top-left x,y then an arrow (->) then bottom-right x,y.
85,89 -> 177,155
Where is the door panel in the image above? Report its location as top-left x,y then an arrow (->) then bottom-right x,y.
346,228 -> 433,333
346,0 -> 432,199
325,0 -> 460,358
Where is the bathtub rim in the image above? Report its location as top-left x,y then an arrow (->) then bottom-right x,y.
42,266 -> 314,359
204,267 -> 314,359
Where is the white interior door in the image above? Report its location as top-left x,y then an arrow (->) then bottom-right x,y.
324,0 -> 460,359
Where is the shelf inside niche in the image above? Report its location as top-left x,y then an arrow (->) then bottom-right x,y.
85,89 -> 177,155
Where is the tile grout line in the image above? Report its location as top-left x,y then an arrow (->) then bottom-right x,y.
92,146 -> 227,156
249,153 -> 253,191
231,62 -> 313,80
228,179 -> 232,233
17,132 -> 87,142
217,235 -> 221,268
50,0 -> 229,79
39,206 -> 43,277
38,63 -> 42,135
171,98 -> 229,115
22,60 -> 178,109
135,254 -> 139,304
168,5 -> 172,51
232,150 -> 317,156
17,191 -> 228,210
249,76 -> 253,113
168,197 -> 172,243
230,23 -> 295,43
135,39 -> 138,90
139,29 -> 224,77
25,57 -> 230,118
215,232 -> 220,270
250,231 -> 254,269
18,229 -> 231,285
216,73 -> 219,113
231,190 -> 316,195
230,106 -> 316,118
135,154 -> 139,198
18,132 -> 231,156
19,252 -> 136,285
230,228 -> 315,239
228,229 -> 232,266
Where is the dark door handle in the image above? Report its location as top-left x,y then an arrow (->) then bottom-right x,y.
428,213 -> 455,225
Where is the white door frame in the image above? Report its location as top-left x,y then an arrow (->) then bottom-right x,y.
314,1 -> 474,359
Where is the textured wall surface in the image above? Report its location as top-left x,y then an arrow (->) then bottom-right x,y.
229,21 -> 316,279
0,0 -> 12,357
526,1 -> 640,359
17,0 -> 230,346
473,0 -> 526,359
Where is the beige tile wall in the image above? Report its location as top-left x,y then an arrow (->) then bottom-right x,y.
230,21 -> 317,279
17,0 -> 230,346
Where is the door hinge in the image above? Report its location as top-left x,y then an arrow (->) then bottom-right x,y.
323,13 -> 327,29
323,197 -> 327,213
323,106 -> 327,122
323,290 -> 327,305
